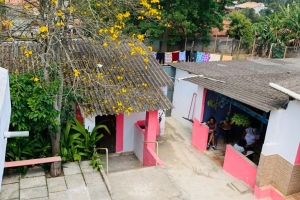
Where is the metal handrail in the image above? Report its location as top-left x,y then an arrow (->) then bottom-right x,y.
94,147 -> 108,175
144,141 -> 159,167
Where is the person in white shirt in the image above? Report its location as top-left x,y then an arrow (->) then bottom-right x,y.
242,127 -> 260,150
233,139 -> 247,155
234,139 -> 254,160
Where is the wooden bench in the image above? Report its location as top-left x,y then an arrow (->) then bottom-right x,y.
4,156 -> 61,168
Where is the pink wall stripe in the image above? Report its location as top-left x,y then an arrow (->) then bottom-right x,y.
223,145 -> 257,189
254,185 -> 285,200
294,143 -> 300,165
116,114 -> 124,152
200,88 -> 207,122
191,118 -> 209,152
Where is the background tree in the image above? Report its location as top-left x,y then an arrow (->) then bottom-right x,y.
124,0 -> 233,52
227,11 -> 254,48
241,8 -> 260,23
0,0 -> 161,176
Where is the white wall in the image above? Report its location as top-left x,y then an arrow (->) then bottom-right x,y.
123,112 -> 146,152
134,126 -> 144,163
160,86 -> 168,135
0,68 -> 11,191
262,101 -> 300,164
172,69 -> 205,129
84,115 -> 97,131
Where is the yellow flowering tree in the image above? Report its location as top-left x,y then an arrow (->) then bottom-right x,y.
0,0 -> 161,176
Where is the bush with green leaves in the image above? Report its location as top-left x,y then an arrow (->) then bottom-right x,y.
60,118 -> 110,162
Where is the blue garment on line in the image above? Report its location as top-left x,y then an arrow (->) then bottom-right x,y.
196,52 -> 203,62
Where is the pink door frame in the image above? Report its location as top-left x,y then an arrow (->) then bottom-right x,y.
116,114 -> 124,152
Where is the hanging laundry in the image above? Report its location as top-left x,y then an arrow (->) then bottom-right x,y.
202,53 -> 210,62
156,52 -> 165,64
185,51 -> 191,62
172,51 -> 179,63
165,52 -> 172,63
209,54 -> 221,61
196,52 -> 203,62
179,51 -> 186,62
192,51 -> 197,62
152,52 -> 157,58
222,55 -> 233,61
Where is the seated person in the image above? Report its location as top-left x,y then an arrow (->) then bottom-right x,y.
234,139 -> 254,159
206,117 -> 217,150
242,127 -> 260,150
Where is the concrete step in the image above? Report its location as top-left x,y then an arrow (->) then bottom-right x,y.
228,180 -> 251,194
101,153 -> 142,173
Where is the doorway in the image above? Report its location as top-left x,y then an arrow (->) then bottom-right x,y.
95,115 -> 116,153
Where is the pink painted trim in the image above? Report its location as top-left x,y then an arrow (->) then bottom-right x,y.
143,147 -> 164,166
223,145 -> 257,189
294,143 -> 300,165
5,156 -> 61,168
191,118 -> 209,152
254,185 -> 285,200
200,88 -> 207,122
116,114 -> 124,152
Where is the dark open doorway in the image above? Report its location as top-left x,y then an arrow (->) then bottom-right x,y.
95,115 -> 116,153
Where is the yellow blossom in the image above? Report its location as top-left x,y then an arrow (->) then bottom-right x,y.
128,42 -> 134,47
143,57 -> 149,63
67,6 -> 75,13
24,4 -> 30,8
51,0 -> 58,4
148,46 -> 153,51
137,34 -> 144,42
57,10 -> 63,17
39,26 -> 48,33
32,77 -> 39,82
117,102 -> 122,107
156,16 -> 161,20
123,11 -> 130,18
103,42 -> 108,47
117,75 -> 123,80
7,37 -> 13,41
73,69 -> 80,77
96,3 -> 101,7
145,66 -> 148,70
117,13 -> 123,21
56,22 -> 61,26
122,88 -> 126,93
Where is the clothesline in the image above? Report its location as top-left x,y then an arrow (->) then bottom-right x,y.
151,50 -> 232,64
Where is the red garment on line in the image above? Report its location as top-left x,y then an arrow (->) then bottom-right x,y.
172,51 -> 179,62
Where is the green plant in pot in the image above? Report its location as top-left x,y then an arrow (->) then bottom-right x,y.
230,113 -> 251,127
207,100 -> 217,110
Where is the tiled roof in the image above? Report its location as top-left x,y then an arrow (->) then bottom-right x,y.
0,40 -> 173,116
169,59 -> 300,111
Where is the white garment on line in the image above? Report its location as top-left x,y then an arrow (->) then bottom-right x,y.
179,51 -> 186,61
165,52 -> 172,63
209,54 -> 221,61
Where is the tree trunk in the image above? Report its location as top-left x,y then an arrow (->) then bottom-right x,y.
50,133 -> 61,176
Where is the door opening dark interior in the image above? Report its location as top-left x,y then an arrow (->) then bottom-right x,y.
95,115 -> 116,153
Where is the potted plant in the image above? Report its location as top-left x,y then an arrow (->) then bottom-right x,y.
230,113 -> 251,127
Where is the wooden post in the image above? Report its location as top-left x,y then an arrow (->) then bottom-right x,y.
284,46 -> 288,58
268,43 -> 274,59
251,39 -> 256,57
214,34 -> 218,53
237,37 -> 242,60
